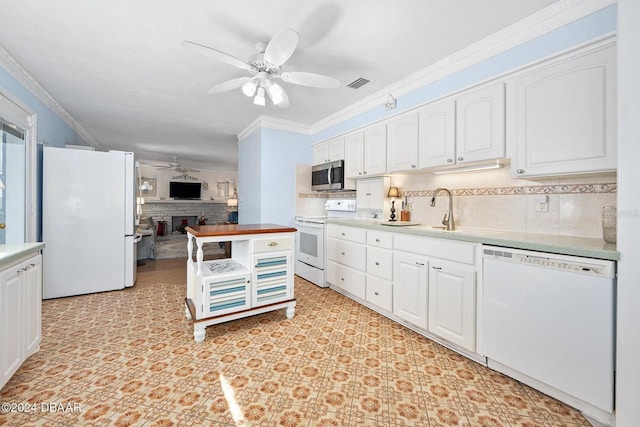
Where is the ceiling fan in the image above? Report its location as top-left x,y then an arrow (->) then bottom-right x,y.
149,157 -> 199,173
184,28 -> 340,107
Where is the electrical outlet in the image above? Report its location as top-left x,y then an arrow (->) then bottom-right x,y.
535,195 -> 549,213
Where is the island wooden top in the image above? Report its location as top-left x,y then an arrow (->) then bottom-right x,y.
185,223 -> 297,238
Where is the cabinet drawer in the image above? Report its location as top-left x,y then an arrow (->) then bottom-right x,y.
367,230 -> 393,249
328,224 -> 367,243
327,238 -> 366,271
394,234 -> 476,265
327,261 -> 366,300
366,247 -> 393,280
366,276 -> 393,312
252,237 -> 292,253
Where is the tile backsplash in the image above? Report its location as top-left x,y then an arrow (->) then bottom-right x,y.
296,164 -> 616,239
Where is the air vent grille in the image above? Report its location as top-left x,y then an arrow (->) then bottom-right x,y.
347,77 -> 370,89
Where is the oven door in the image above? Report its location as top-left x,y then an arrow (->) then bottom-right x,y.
295,221 -> 324,269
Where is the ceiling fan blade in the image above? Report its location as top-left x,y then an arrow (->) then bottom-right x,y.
264,29 -> 299,67
206,77 -> 252,94
182,40 -> 252,70
280,71 -> 340,88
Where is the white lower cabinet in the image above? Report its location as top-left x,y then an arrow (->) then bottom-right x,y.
327,261 -> 366,300
326,224 -> 479,356
393,251 -> 428,329
428,261 -> 476,351
1,252 -> 42,390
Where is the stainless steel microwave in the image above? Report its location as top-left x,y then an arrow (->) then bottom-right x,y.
312,160 -> 348,191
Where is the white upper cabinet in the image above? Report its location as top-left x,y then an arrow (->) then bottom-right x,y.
455,82 -> 506,164
509,43 -> 617,178
344,131 -> 365,178
364,123 -> 387,176
312,137 -> 344,165
418,83 -> 505,170
344,123 -> 387,178
418,98 -> 456,168
387,113 -> 419,172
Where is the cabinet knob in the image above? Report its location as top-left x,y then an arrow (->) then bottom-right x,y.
375,238 -> 380,242
363,171 -> 367,175
432,266 -> 442,270
374,291 -> 379,296
457,156 -> 464,161
447,159 -> 453,163
267,242 -> 278,247
341,251 -> 345,256
375,262 -> 380,266
517,169 -> 525,174
366,193 -> 372,196
341,232 -> 346,236
415,262 -> 425,266
358,172 -> 362,176
411,164 -> 416,168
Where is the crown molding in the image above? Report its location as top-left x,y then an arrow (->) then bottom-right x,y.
310,0 -> 616,135
0,47 -> 101,148
237,115 -> 311,142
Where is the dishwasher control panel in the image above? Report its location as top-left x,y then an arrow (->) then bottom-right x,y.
483,247 -> 615,278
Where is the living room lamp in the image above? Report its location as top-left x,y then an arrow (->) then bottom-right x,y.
387,186 -> 399,221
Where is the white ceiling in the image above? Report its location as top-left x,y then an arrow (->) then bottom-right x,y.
0,0 -> 559,171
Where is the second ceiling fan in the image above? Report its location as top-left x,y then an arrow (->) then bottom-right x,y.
184,28 -> 340,107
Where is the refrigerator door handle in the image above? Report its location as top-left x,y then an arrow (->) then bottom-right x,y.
133,232 -> 143,243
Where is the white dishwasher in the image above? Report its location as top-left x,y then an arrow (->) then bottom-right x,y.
482,246 -> 615,424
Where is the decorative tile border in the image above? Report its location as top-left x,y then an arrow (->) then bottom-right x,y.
298,183 -> 616,199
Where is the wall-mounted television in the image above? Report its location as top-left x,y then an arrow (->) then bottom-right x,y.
169,182 -> 201,199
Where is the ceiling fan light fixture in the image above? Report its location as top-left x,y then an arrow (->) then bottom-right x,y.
254,87 -> 266,106
268,82 -> 285,105
242,80 -> 257,97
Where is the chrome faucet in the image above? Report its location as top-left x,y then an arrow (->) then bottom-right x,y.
430,188 -> 456,231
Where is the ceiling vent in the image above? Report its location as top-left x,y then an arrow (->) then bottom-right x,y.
347,77 -> 370,89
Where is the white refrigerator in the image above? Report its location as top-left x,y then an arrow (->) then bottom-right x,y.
42,147 -> 139,299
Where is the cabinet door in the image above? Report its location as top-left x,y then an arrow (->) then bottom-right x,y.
344,131 -> 365,178
428,262 -> 476,351
393,252 -> 428,329
23,255 -> 42,357
327,260 -> 366,300
252,251 -> 292,306
510,45 -> 616,177
327,138 -> 345,162
0,264 -> 23,388
363,123 -> 387,175
456,83 -> 505,164
356,178 -> 385,210
366,246 -> 393,281
418,99 -> 456,169
387,112 -> 419,172
312,142 -> 329,165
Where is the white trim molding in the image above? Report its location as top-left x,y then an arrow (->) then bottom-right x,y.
0,47 -> 101,149
237,115 -> 311,142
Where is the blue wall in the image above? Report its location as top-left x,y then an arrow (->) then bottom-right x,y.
237,128 -> 262,224
0,67 -> 85,147
237,127 -> 310,225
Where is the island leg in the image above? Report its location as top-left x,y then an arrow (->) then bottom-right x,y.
194,325 -> 206,343
286,305 -> 295,320
185,306 -> 192,320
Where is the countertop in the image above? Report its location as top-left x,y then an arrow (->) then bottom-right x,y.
0,243 -> 46,267
326,219 -> 618,261
186,223 -> 297,238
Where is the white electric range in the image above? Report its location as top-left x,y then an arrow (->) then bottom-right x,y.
294,199 -> 356,287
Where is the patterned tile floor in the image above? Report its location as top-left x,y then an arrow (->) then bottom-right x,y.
0,258 -> 591,426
